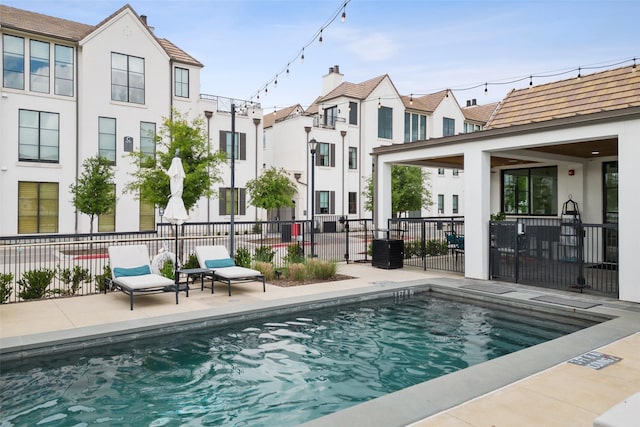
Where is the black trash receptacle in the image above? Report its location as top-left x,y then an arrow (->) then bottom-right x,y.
372,229 -> 404,269
281,224 -> 292,243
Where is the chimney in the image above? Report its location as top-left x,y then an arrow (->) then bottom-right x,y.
466,100 -> 471,107
472,99 -> 477,106
322,65 -> 344,96
140,15 -> 147,25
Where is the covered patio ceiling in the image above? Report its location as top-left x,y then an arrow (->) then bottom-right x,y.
397,137 -> 618,170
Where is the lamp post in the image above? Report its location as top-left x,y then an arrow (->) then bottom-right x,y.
204,110 -> 213,232
230,103 -> 236,257
309,138 -> 317,257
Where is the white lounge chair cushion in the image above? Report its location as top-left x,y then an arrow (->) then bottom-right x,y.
213,266 -> 263,280
113,274 -> 174,290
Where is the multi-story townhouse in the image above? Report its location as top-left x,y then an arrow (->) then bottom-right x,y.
264,66 -> 497,222
0,4 -> 264,235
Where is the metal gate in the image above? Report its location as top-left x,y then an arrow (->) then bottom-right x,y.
489,219 -> 618,296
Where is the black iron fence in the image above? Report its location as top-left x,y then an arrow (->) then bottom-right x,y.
490,218 -> 618,296
0,219 -> 374,304
387,216 -> 465,273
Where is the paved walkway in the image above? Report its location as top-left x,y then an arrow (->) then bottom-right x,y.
2,263 -> 639,427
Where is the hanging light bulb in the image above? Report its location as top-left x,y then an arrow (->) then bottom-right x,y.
265,84 -> 268,94
341,3 -> 346,22
301,48 -> 305,63
633,58 -> 637,73
319,29 -> 323,44
273,106 -> 277,116
274,75 -> 278,87
378,98 -> 381,109
409,94 -> 413,105
529,75 -> 533,88
286,63 -> 290,76
484,83 -> 488,95
577,67 -> 581,80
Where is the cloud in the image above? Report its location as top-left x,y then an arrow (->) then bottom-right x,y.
344,32 -> 398,62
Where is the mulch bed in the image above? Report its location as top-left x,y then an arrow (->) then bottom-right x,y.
269,274 -> 354,287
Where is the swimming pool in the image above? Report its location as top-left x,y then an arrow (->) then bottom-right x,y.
0,291 -> 595,426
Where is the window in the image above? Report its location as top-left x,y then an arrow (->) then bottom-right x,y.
443,117 -> 455,136
437,194 -> 444,214
349,101 -> 358,125
348,147 -> 357,169
378,106 -> 392,139
139,199 -> 155,231
54,45 -> 73,96
3,34 -> 24,89
502,166 -> 557,215
219,187 -> 246,215
452,194 -> 459,214
324,105 -> 337,128
438,168 -> 445,176
19,110 -> 59,163
111,52 -> 145,104
453,169 -> 459,176
140,121 -> 156,162
316,191 -> 335,214
174,67 -> 189,98
348,192 -> 357,214
404,112 -> 428,142
18,181 -> 58,233
317,142 -> 335,167
219,131 -> 246,160
29,40 -> 49,93
99,117 -> 116,164
98,184 -> 116,232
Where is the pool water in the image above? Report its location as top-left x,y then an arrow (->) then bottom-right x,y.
0,293 -> 592,426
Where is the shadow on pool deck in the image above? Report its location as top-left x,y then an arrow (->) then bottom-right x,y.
1,263 -> 639,427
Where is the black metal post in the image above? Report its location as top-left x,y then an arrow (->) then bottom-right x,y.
309,138 -> 317,258
230,103 -> 236,257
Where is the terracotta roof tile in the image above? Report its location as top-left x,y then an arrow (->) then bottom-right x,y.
0,4 -> 93,41
462,102 -> 499,123
318,74 -> 388,102
0,4 -> 201,66
486,65 -> 640,129
263,104 -> 304,128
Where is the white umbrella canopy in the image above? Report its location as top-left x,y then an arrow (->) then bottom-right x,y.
164,155 -> 189,225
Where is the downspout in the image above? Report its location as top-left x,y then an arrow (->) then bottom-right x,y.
304,126 -> 312,219
74,43 -> 80,233
204,110 -> 213,225
372,153 -> 378,228
358,101 -> 363,216
340,130 -> 346,216
253,117 -> 261,220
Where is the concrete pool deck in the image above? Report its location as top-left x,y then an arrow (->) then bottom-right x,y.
1,263 -> 639,427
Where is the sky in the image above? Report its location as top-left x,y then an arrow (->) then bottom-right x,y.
5,0 -> 639,110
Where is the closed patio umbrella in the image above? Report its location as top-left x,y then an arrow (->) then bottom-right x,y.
164,153 -> 189,285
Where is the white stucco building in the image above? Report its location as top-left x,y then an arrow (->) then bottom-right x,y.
0,4 -> 264,235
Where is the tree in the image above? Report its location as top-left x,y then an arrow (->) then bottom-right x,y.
70,155 -> 116,235
246,167 -> 297,211
364,165 -> 432,217
125,109 -> 226,212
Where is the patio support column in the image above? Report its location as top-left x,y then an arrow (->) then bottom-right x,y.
463,148 -> 491,280
618,125 -> 640,302
373,155 -> 392,231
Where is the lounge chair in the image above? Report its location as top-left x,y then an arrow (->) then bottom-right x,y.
107,244 -> 186,310
195,245 -> 265,296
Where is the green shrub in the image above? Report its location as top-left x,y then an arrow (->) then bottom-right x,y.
252,261 -> 274,281
490,212 -> 507,221
159,259 -> 175,280
307,259 -> 337,280
56,265 -> 91,295
404,239 -> 423,258
0,273 -> 14,304
18,268 -> 55,300
425,239 -> 448,256
234,247 -> 251,268
95,264 -> 112,292
253,245 -> 275,263
284,243 -> 304,264
252,221 -> 263,234
182,253 -> 200,269
285,263 -> 307,281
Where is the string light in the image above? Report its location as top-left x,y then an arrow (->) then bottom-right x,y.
378,98 -> 381,109
409,94 -> 413,105
247,0 -> 351,103
577,67 -> 581,80
274,76 -> 278,87
484,83 -> 488,95
529,75 -> 533,87
633,58 -> 637,73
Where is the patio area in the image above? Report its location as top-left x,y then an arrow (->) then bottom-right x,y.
1,263 -> 639,427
